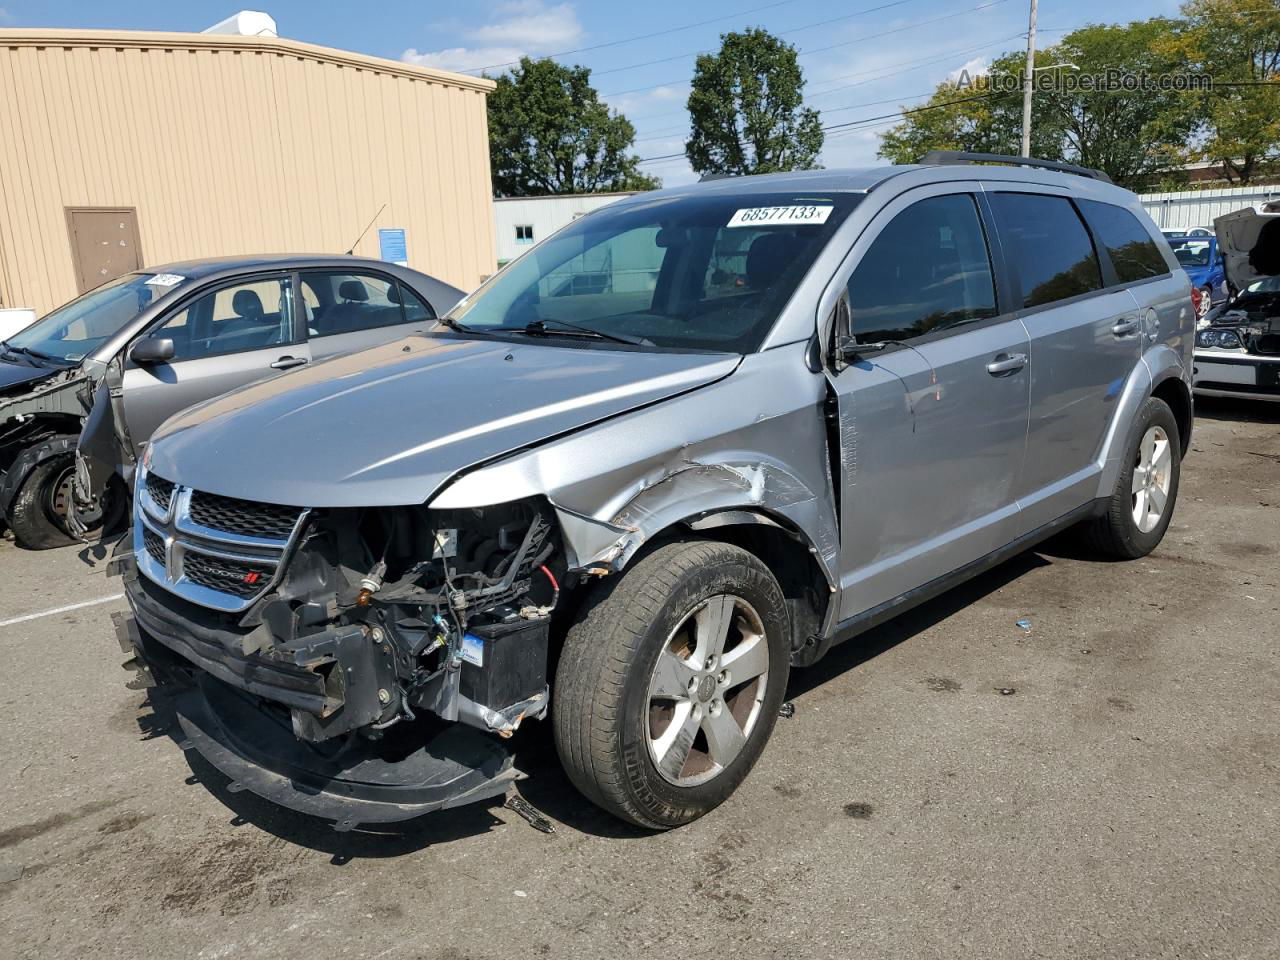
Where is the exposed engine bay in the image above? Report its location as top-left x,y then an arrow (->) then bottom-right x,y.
120,485 -> 567,827
1204,288 -> 1280,355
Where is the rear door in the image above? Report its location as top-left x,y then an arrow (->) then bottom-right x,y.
300,270 -> 437,364
985,187 -> 1143,530
119,273 -> 310,449
827,185 -> 1031,620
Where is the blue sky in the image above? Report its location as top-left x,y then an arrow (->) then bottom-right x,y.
4,0 -> 1185,186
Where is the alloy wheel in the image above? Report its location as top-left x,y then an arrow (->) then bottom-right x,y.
1132,425 -> 1173,534
646,594 -> 770,787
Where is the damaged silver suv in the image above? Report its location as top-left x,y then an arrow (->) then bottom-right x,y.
117,154 -> 1194,830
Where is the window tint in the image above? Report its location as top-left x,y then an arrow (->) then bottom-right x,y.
1078,200 -> 1169,284
846,193 -> 998,342
990,193 -> 1103,308
300,272 -> 406,337
152,277 -> 292,360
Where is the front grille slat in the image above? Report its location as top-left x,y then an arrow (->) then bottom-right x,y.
187,490 -> 302,541
142,526 -> 166,566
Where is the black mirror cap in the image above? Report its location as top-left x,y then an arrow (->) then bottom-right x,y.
130,337 -> 175,364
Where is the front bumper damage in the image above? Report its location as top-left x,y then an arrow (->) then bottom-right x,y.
112,495 -> 556,829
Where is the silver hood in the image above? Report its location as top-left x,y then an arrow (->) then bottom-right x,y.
147,334 -> 740,507
1214,207 -> 1280,291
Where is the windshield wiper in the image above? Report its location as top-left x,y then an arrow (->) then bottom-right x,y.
522,319 -> 647,346
435,316 -> 475,333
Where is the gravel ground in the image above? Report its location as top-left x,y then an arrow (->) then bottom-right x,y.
0,397 -> 1276,960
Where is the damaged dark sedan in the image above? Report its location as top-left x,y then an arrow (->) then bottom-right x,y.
0,256 -> 462,548
116,158 -> 1192,831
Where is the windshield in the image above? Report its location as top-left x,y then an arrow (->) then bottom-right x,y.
6,273 -> 172,362
449,191 -> 860,352
1169,239 -> 1213,268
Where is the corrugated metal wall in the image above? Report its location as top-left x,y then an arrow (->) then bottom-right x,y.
494,193 -> 636,264
0,29 -> 497,315
1138,184 -> 1280,232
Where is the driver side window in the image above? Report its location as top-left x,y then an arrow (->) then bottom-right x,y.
152,278 -> 292,360
847,193 -> 998,343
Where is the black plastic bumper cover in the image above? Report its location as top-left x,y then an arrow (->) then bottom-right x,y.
174,675 -> 519,829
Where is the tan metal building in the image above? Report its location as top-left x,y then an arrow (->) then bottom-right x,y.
0,28 -> 497,317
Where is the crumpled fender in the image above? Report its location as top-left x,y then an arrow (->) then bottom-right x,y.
430,342 -> 840,589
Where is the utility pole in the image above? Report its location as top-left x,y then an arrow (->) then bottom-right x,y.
1021,0 -> 1038,157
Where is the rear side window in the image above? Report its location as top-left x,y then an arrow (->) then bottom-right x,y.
300,272 -> 406,337
1078,200 -> 1170,284
990,194 -> 1103,309
846,193 -> 998,343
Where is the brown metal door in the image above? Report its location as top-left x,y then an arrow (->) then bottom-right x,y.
65,207 -> 143,293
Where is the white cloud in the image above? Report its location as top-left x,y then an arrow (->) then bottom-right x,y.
948,56 -> 990,85
402,1 -> 583,75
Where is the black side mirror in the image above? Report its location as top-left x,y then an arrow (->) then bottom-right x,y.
830,294 -> 887,370
130,337 -> 175,364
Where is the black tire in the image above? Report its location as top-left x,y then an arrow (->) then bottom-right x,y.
553,539 -> 791,829
8,451 -> 118,550
1081,396 -> 1181,559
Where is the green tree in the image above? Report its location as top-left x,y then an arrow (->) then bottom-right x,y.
1178,0 -> 1280,184
686,28 -> 824,176
487,57 -> 659,197
878,18 -> 1198,190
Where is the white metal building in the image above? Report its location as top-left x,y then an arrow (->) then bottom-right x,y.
1138,184 -> 1280,232
493,192 -> 637,266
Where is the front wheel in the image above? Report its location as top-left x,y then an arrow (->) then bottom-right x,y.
8,451 -> 116,550
553,539 -> 791,829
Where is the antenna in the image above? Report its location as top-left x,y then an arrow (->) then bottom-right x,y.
345,203 -> 387,255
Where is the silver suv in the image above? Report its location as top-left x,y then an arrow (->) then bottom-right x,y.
117,154 -> 1193,831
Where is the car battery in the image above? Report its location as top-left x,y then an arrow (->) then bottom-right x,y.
458,616 -> 549,710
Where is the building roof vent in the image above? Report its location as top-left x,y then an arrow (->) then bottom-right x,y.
202,10 -> 278,37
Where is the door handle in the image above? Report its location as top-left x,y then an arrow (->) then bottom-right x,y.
1112,318 -> 1140,337
986,352 -> 1027,375
270,356 -> 308,370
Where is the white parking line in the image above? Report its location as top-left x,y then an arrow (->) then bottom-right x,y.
0,594 -> 125,628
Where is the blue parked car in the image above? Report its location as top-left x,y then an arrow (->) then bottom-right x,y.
1167,235 -> 1226,320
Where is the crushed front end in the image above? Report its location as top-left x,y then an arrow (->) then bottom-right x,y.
117,458 -> 562,829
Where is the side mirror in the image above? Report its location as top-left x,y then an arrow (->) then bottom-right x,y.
830,294 -> 886,370
130,337 -> 175,364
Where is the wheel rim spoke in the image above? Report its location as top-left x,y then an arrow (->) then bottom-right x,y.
650,650 -> 696,700
693,594 -> 735,664
701,706 -> 747,768
1140,429 -> 1156,468
652,701 -> 699,780
719,631 -> 768,685
1148,482 -> 1167,518
1133,488 -> 1148,527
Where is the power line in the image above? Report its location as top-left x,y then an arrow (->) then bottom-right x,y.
635,89 -> 1002,163
602,0 -> 1010,98
590,0 -> 921,78
461,0 -> 807,74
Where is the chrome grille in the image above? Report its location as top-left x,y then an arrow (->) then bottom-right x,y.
134,463 -> 309,613
188,491 -> 302,541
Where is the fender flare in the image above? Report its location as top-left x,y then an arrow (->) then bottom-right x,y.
0,435 -> 78,521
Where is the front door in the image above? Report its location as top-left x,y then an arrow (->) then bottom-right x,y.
66,207 -> 143,294
827,187 -> 1031,621
120,273 -> 310,451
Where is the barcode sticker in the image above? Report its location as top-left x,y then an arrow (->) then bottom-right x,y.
145,273 -> 185,286
727,205 -> 833,228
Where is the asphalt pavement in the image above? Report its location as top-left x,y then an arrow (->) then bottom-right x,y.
0,397 -> 1276,960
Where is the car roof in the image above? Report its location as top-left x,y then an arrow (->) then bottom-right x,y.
137,254 -> 417,278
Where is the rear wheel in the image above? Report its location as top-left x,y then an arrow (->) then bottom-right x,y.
1081,397 -> 1181,559
8,451 -> 115,550
553,539 -> 790,829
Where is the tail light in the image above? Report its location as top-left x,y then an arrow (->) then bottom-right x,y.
1190,285 -> 1203,315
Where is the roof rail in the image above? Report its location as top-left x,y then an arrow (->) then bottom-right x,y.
917,150 -> 1113,184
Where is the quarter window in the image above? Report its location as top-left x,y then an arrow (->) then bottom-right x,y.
1078,200 -> 1169,285
846,193 -> 998,343
990,193 -> 1103,308
152,277 -> 292,360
